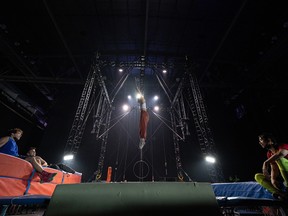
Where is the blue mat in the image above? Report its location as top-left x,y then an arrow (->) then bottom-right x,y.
0,195 -> 50,205
212,181 -> 274,200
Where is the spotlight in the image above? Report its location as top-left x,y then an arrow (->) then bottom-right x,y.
122,104 -> 130,111
136,93 -> 142,99
205,155 -> 216,164
154,106 -> 160,112
63,154 -> 74,161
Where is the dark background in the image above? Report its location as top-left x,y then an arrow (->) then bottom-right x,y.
1,0 -> 288,183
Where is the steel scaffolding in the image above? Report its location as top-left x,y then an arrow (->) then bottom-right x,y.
63,55 -> 224,182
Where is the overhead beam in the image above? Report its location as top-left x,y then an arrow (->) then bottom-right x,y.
0,75 -> 84,85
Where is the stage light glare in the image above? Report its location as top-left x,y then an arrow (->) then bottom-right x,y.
136,93 -> 142,99
63,154 -> 74,161
154,106 -> 160,112
119,68 -> 123,72
122,104 -> 129,111
127,95 -> 132,100
205,155 -> 216,163
163,69 -> 167,73
153,95 -> 159,101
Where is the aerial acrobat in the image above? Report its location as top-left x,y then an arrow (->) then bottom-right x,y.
137,92 -> 149,150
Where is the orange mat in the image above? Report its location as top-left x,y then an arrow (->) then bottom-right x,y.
0,153 -> 82,197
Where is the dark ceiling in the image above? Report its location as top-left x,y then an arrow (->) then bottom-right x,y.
1,0 -> 288,181
1,0 -> 288,124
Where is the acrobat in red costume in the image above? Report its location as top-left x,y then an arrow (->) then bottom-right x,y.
138,96 -> 149,149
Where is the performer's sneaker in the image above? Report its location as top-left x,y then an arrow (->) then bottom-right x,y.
139,138 -> 145,149
40,171 -> 57,183
272,192 -> 288,201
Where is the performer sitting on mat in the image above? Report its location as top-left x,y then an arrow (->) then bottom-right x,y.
24,146 -> 57,183
255,133 -> 288,201
0,128 -> 57,183
26,147 -> 76,174
138,95 -> 149,149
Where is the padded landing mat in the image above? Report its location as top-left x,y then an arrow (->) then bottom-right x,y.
46,182 -> 222,216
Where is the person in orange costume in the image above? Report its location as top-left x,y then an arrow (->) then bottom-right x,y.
138,95 -> 149,149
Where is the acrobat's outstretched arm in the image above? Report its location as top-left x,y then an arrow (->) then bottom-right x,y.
138,96 -> 149,149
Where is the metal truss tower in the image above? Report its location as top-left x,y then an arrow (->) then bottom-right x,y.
154,59 -> 224,182
154,68 -> 189,181
63,54 -> 131,181
63,54 -> 113,178
63,56 -> 98,157
64,54 -> 224,182
185,64 -> 225,182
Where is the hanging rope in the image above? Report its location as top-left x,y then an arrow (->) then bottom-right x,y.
152,111 -> 184,141
98,109 -> 133,139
